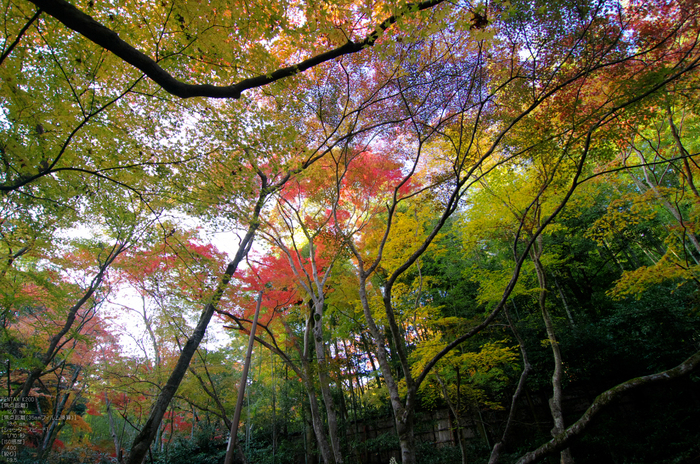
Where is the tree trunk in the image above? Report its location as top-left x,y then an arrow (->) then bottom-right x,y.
224,291 -> 262,464
276,308 -> 334,464
553,274 -> 575,328
271,353 -> 277,464
531,237 -> 574,464
357,274 -> 417,464
360,333 -> 382,388
312,297 -> 343,464
302,315 -> 334,464
40,366 -> 82,457
126,216 -> 262,464
303,399 -> 317,464
435,373 -> 467,464
665,99 -> 700,201
489,308 -> 532,464
107,399 -> 123,463
397,410 -> 417,464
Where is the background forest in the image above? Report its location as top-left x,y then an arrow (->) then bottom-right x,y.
1,0 -> 699,463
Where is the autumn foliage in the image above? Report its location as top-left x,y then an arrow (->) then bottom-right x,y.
2,0 -> 700,463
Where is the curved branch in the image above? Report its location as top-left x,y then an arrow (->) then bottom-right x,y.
0,76 -> 144,192
515,349 -> 700,464
28,0 -> 448,99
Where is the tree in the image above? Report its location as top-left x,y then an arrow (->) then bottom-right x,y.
336,1 -> 700,461
0,241 -> 123,460
3,0 -> 700,462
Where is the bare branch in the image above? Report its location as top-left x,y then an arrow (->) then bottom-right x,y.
515,350 -> 700,464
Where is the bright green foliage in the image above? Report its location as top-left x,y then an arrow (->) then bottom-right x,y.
412,339 -> 520,410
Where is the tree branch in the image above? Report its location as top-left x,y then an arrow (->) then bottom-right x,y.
0,9 -> 42,66
515,349 -> 700,464
28,0 -> 448,99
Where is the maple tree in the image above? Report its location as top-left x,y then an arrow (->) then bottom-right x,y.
228,147 -> 408,464
336,1 -> 700,459
0,240 -> 123,460
2,0 -> 700,463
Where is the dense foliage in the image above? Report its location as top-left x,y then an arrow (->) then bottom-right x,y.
1,0 -> 699,463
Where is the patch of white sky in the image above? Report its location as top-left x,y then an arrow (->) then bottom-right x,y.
59,212 -> 248,358
0,106 -> 10,132
54,97 -> 259,357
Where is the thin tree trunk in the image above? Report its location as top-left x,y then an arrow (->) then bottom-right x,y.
191,405 -> 196,440
302,316 -> 334,464
357,274 -> 417,464
126,207 -> 263,464
434,373 -> 467,464
303,399 -> 316,464
553,274 -> 575,328
489,308 -> 532,464
360,333 -> 382,388
665,100 -> 700,200
344,338 -> 361,463
531,237 -> 574,464
271,352 -> 277,464
40,366 -> 82,457
224,291 -> 262,464
274,308 -> 334,464
311,297 -> 344,464
107,399 -> 124,463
